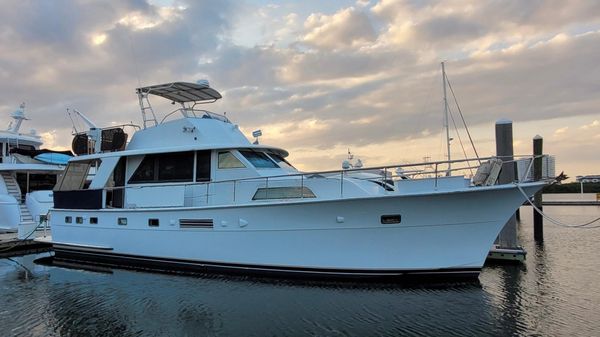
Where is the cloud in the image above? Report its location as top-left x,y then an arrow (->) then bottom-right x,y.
0,0 -> 599,176
302,7 -> 377,49
580,120 -> 599,130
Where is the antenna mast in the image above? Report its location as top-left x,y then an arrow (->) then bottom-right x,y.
442,62 -> 451,175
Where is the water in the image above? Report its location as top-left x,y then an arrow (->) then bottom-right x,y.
1,206 -> 599,337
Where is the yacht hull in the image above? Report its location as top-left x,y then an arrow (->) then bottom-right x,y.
49,183 -> 542,280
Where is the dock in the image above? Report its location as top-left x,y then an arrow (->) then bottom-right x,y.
542,200 -> 600,206
542,193 -> 600,206
0,231 -> 52,258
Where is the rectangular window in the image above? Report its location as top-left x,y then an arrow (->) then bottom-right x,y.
148,218 -> 159,227
196,150 -> 211,181
65,216 -> 72,223
54,161 -> 93,191
239,150 -> 278,168
16,173 -> 57,193
117,217 -> 127,225
157,152 -> 194,182
252,187 -> 316,200
218,151 -> 245,169
90,217 -> 98,224
76,217 -> 83,224
381,215 -> 401,224
129,151 -> 194,183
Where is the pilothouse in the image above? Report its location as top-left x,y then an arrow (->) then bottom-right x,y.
45,81 -> 551,281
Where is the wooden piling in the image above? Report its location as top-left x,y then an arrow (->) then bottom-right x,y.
487,119 -> 526,262
533,135 -> 544,242
495,120 -> 517,248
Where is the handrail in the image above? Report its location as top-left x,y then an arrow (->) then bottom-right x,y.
96,154 -> 553,209
101,154 -> 550,193
160,108 -> 231,124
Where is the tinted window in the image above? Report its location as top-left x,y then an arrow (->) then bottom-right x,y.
158,152 -> 193,182
196,150 -> 211,181
252,187 -> 316,200
268,152 -> 295,170
129,151 -> 194,183
239,150 -> 278,168
54,161 -> 93,191
218,151 -> 245,169
129,155 -> 155,183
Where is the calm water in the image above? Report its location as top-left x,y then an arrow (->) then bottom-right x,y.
1,206 -> 599,337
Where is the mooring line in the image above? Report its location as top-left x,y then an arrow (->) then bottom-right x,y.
516,183 -> 600,229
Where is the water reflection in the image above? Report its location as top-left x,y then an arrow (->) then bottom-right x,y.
1,205 -> 599,337
0,255 -> 502,337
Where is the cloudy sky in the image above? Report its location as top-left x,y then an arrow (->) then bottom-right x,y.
1,0 -> 599,177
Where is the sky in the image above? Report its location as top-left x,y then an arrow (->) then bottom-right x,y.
0,0 -> 599,178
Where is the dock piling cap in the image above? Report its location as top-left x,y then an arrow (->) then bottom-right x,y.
496,118 -> 512,125
534,135 -> 543,140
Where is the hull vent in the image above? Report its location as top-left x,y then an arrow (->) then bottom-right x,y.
179,219 -> 213,229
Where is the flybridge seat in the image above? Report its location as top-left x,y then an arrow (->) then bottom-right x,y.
136,81 -> 222,104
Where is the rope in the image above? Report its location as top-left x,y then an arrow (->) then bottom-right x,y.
516,184 -> 600,228
445,74 -> 481,164
0,216 -> 46,253
447,104 -> 473,176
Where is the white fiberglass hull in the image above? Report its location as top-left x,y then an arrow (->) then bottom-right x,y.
48,183 -> 542,279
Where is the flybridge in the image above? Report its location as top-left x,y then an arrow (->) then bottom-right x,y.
135,80 -> 227,129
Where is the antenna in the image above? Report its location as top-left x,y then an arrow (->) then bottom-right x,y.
252,129 -> 262,144
66,108 -> 79,133
8,102 -> 27,133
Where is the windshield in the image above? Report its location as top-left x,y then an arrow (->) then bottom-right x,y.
268,152 -> 295,170
239,150 -> 279,169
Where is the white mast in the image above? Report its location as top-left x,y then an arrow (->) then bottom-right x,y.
442,62 -> 451,175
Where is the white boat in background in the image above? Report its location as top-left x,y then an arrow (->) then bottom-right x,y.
44,81 -> 551,281
0,104 -> 70,232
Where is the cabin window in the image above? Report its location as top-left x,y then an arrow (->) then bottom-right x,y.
117,217 -> 127,225
218,151 -> 245,169
90,217 -> 98,224
54,160 -> 94,191
65,216 -> 72,223
196,150 -> 211,181
252,187 -> 316,200
157,152 -> 194,182
239,150 -> 278,169
76,217 -> 84,224
129,151 -> 194,183
8,144 -> 35,152
267,152 -> 295,170
148,218 -> 159,227
16,174 -> 57,198
129,155 -> 155,183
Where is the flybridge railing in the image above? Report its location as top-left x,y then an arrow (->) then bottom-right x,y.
160,108 -> 231,124
99,154 -> 552,209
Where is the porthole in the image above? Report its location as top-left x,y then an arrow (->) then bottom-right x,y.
148,218 -> 159,227
76,217 -> 83,224
117,218 -> 127,226
65,216 -> 72,223
90,217 -> 98,224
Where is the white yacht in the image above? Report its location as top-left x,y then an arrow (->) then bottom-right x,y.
0,104 -> 70,232
45,82 -> 549,280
